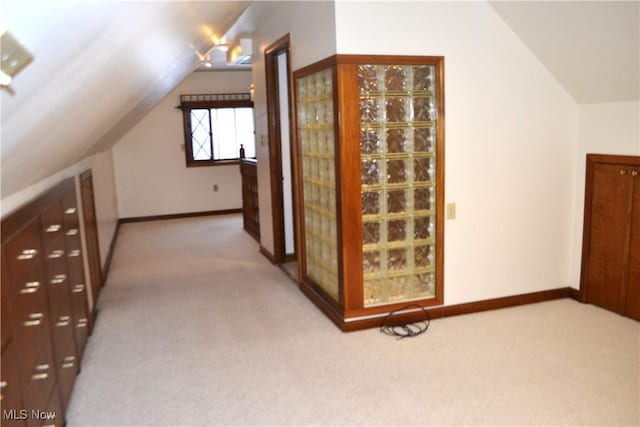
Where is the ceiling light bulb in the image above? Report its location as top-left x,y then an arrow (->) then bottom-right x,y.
0,71 -> 12,86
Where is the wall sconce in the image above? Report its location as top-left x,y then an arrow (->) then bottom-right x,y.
249,83 -> 255,102
1,30 -> 33,87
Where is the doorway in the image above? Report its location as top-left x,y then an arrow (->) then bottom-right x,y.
265,34 -> 297,272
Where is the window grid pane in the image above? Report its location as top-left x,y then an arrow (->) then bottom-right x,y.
190,109 -> 212,161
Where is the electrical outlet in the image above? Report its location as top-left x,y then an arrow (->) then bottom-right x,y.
213,184 -> 218,192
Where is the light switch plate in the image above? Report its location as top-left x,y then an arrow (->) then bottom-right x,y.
446,203 -> 456,220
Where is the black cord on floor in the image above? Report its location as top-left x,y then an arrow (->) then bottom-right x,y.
380,304 -> 430,339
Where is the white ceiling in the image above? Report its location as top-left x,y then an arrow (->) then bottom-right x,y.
1,0 -> 248,198
490,1 -> 639,104
1,1 -> 637,199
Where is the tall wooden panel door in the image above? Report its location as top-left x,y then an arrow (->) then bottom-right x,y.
581,154 -> 640,320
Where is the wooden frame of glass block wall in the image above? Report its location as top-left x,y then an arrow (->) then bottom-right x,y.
293,55 -> 445,331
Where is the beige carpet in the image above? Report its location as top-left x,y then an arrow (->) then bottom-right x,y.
66,215 -> 640,426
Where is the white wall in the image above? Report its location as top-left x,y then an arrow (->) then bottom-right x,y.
225,0 -> 337,254
112,70 -> 252,218
336,1 -> 579,305
568,101 -> 640,287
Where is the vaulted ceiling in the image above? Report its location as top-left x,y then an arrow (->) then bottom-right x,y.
1,1 -> 638,200
489,1 -> 639,103
1,0 -> 249,198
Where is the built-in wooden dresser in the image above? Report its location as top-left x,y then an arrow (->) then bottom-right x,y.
1,177 -> 92,427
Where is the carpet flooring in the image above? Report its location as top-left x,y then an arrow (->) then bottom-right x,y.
66,215 -> 640,426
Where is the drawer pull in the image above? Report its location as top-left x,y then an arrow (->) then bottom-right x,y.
65,208 -> 77,215
20,281 -> 41,294
66,229 -> 79,236
48,250 -> 65,259
62,362 -> 75,369
31,373 -> 48,381
24,319 -> 41,326
64,356 -> 75,362
68,249 -> 81,257
46,224 -> 62,233
35,364 -> 49,371
50,274 -> 66,284
56,316 -> 71,327
633,170 -> 638,177
72,284 -> 85,293
0,381 -> 7,388
77,318 -> 88,328
29,312 -> 43,319
17,249 -> 38,260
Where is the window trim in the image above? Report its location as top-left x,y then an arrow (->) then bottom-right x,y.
179,93 -> 254,167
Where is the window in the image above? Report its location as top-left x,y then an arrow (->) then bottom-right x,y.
179,93 -> 255,166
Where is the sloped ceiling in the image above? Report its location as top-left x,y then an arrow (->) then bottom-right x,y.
490,1 -> 639,104
1,0 -> 248,198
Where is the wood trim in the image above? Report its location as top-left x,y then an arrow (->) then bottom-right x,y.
260,245 -> 277,264
568,287 -> 580,301
119,209 -> 241,224
101,220 -> 121,282
341,288 -> 575,332
337,63 -> 363,311
335,54 -> 447,66
264,33 -> 293,264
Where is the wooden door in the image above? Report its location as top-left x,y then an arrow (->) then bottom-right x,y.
79,170 -> 102,307
581,154 -> 640,320
624,169 -> 640,319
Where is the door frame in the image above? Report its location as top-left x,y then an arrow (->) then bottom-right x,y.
264,33 -> 297,264
79,169 -> 103,307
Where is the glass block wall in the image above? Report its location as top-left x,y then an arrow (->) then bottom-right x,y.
358,65 -> 438,307
297,69 -> 339,301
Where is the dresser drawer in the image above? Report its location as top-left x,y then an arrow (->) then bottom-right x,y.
1,341 -> 27,427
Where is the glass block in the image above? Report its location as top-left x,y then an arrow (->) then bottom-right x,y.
414,127 -> 434,152
364,280 -> 384,306
363,222 -> 380,245
413,97 -> 434,122
414,273 -> 435,297
385,66 -> 407,91
386,97 -> 408,122
414,187 -> 434,211
388,220 -> 406,242
388,276 -> 409,301
362,191 -> 380,215
414,245 -> 433,268
413,66 -> 433,91
361,159 -> 381,185
386,159 -> 407,184
358,65 -> 380,93
414,216 -> 433,240
387,190 -> 407,214
388,248 -> 407,271
360,97 -> 381,123
363,250 -> 381,273
361,129 -> 381,154
386,129 -> 408,153
414,157 -> 432,182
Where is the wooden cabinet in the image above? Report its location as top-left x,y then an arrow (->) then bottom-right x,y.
240,158 -> 260,241
292,55 -> 445,330
1,177 -> 92,426
581,154 -> 640,320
